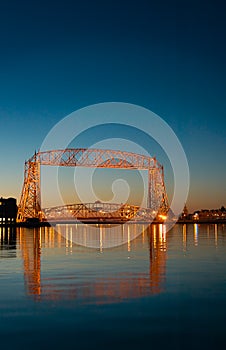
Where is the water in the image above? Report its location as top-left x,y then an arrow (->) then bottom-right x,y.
1,223 -> 226,349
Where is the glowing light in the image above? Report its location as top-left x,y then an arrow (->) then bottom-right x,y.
214,224 -> 218,247
153,225 -> 157,249
158,214 -> 167,221
183,224 -> 187,251
194,224 -> 198,246
100,226 -> 103,252
193,213 -> 199,220
127,226 -> 131,252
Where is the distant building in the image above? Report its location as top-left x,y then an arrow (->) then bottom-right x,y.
0,197 -> 17,224
179,204 -> 189,220
192,208 -> 226,221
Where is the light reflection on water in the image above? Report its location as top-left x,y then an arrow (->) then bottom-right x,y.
1,223 -> 226,349
16,224 -> 167,302
1,223 -> 226,302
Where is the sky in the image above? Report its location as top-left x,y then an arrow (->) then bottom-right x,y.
0,0 -> 225,212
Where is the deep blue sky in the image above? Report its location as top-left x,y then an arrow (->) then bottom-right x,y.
0,0 -> 225,212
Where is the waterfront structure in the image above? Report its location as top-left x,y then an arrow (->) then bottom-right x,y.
180,204 -> 188,219
0,197 -> 17,225
17,149 -> 169,222
43,201 -> 165,222
192,208 -> 226,221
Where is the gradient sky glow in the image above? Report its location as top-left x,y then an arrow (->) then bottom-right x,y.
0,0 -> 225,212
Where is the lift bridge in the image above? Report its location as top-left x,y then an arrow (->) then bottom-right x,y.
17,149 -> 169,222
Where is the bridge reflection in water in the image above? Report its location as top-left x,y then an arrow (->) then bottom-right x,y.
17,224 -> 167,302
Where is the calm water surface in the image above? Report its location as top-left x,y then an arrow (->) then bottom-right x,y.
1,223 -> 226,349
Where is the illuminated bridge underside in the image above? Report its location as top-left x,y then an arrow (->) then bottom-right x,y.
43,202 -> 157,222
17,148 -> 169,222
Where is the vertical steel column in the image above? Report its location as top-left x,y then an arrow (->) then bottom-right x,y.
33,152 -> 41,219
148,157 -> 157,210
17,153 -> 41,222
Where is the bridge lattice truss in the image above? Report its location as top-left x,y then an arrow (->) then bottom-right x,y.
17,149 -> 169,222
43,202 -> 155,222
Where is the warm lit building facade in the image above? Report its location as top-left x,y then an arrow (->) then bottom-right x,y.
192,207 -> 226,221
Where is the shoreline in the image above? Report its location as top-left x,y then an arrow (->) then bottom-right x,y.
1,219 -> 226,228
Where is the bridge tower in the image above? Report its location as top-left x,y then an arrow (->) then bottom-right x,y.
17,152 -> 41,222
148,159 -> 169,214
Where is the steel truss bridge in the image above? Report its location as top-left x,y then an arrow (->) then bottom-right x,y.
43,202 -> 158,222
17,148 -> 169,222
